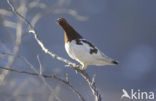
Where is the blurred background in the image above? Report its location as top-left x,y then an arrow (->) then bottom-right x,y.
0,0 -> 156,101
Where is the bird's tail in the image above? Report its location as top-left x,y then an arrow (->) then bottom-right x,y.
98,51 -> 118,65
99,58 -> 118,65
110,60 -> 118,65
93,56 -> 118,66
96,54 -> 118,65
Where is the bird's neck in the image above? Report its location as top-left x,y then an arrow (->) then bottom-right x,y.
61,23 -> 82,43
64,32 -> 68,43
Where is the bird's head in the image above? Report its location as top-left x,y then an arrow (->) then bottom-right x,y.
57,17 -> 67,26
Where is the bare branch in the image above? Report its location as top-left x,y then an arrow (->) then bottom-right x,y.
7,0 -> 82,70
0,66 -> 85,101
0,0 -> 25,85
0,52 -> 85,101
6,0 -> 101,101
78,70 -> 101,101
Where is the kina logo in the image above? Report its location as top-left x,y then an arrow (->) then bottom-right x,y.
121,89 -> 155,100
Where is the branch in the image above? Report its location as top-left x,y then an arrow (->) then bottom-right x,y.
6,0 -> 101,101
0,52 -> 85,101
0,66 -> 85,101
7,0 -> 81,69
78,70 -> 101,101
0,0 -> 24,86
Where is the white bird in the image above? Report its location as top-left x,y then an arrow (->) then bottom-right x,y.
57,18 -> 118,70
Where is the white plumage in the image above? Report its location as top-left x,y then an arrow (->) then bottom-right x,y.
57,17 -> 118,70
65,39 -> 117,70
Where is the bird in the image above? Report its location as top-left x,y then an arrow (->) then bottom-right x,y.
57,17 -> 118,70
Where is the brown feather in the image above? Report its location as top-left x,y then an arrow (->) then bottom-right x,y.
57,18 -> 82,43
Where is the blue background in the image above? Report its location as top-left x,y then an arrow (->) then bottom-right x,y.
0,0 -> 156,101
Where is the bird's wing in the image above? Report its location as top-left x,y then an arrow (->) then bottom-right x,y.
80,39 -> 114,62
80,39 -> 98,54
96,50 -> 113,62
80,39 -> 96,49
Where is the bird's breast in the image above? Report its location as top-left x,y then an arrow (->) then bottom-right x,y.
65,40 -> 86,60
65,40 -> 97,63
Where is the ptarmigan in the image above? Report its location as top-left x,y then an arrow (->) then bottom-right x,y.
57,17 -> 118,70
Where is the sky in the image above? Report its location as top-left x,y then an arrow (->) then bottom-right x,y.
0,0 -> 156,101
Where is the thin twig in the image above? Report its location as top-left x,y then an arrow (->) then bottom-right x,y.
7,0 -> 81,69
0,66 -> 67,84
6,0 -> 101,101
0,52 -> 85,101
78,70 -> 101,101
0,0 -> 24,86
0,66 -> 85,101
